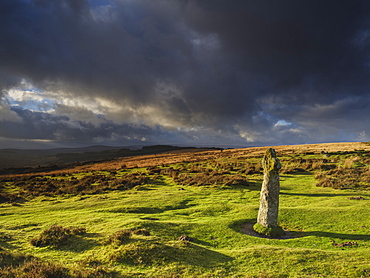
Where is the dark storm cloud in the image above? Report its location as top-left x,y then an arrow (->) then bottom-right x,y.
0,0 -> 257,128
1,107 -> 244,147
186,0 -> 370,97
0,0 -> 187,100
0,0 -> 369,146
0,107 -> 166,144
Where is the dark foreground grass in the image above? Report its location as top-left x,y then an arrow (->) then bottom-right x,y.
1,168 -> 370,277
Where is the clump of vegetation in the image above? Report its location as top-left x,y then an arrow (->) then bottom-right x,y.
107,228 -> 151,245
0,193 -> 25,204
0,172 -> 151,203
30,225 -> 86,248
109,241 -> 178,266
0,250 -> 32,268
315,167 -> 370,189
0,252 -> 114,278
253,223 -> 285,238
178,235 -> 193,242
244,161 -> 262,174
107,229 -> 132,245
280,158 -> 336,174
132,228 -> 151,236
74,257 -> 114,278
274,150 -> 370,190
0,258 -> 71,278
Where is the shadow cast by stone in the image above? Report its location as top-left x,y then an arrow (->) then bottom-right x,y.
230,219 -> 370,241
280,192 -> 370,198
241,222 -> 304,239
230,219 -> 304,240
303,231 -> 370,241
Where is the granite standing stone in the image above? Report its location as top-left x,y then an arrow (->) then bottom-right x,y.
257,148 -> 281,228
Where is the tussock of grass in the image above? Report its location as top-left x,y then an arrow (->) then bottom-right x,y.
109,240 -> 177,266
106,229 -> 132,245
0,258 -> 71,278
0,250 -> 32,267
132,228 -> 151,236
30,225 -> 86,248
108,238 -> 231,268
253,223 -> 285,238
0,255 -> 115,278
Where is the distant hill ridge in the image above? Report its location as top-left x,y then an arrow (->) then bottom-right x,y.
2,141 -> 369,176
0,145 -> 219,174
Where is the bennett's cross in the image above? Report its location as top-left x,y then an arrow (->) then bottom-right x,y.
257,148 -> 281,228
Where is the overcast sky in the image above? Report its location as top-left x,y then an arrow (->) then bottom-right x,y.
0,0 -> 369,149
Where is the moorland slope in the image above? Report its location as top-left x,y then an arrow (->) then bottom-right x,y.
1,142 -> 370,277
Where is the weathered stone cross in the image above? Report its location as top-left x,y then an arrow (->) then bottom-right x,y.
254,148 -> 284,237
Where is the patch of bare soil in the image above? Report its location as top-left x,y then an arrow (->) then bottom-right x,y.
241,223 -> 303,239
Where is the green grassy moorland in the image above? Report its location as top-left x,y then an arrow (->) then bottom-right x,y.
1,142 -> 370,277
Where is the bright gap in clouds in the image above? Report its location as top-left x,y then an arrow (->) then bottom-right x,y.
274,120 -> 292,127
6,80 -> 55,113
4,80 -> 111,120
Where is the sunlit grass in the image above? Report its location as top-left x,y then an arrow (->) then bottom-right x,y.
2,143 -> 370,277
1,169 -> 370,277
